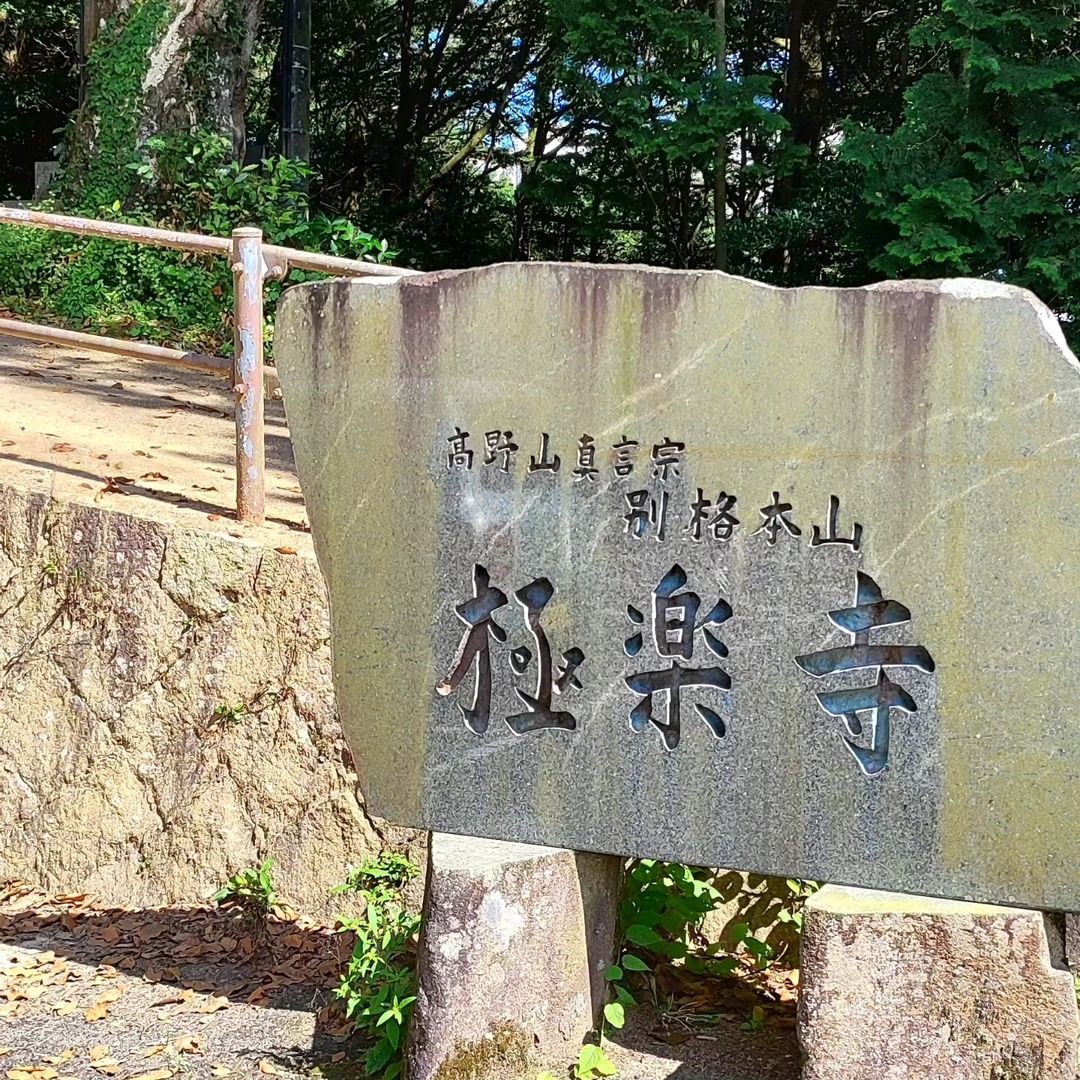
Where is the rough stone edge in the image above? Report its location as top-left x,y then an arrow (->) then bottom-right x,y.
280,263 -> 1079,376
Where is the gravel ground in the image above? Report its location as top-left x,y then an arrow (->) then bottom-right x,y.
0,886 -> 800,1080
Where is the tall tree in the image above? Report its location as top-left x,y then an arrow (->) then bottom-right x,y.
62,0 -> 264,210
846,0 -> 1080,330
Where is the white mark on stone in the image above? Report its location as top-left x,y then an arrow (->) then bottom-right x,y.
878,429 -> 1080,573
438,932 -> 464,960
479,890 -> 526,950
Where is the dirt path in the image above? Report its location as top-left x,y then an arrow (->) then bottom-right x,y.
0,886 -> 801,1080
0,885 -> 361,1080
0,335 -> 311,552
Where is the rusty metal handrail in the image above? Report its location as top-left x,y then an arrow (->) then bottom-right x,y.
0,318 -> 232,375
0,206 -> 418,523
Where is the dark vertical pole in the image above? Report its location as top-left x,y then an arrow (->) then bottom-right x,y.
281,0 -> 312,172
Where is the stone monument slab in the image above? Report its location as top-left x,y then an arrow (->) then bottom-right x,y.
276,263 -> 1080,910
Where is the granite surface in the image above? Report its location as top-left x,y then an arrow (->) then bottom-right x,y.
276,263 -> 1080,910
799,885 -> 1079,1079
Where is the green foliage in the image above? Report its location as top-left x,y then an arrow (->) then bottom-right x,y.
602,861 -> 819,1044
333,851 -> 419,902
620,860 -> 721,963
334,852 -> 421,1080
573,1042 -> 617,1078
0,224 -> 68,297
61,0 -> 170,211
845,0 -> 1080,335
2,131 -> 398,354
212,703 -> 247,727
212,857 -> 278,920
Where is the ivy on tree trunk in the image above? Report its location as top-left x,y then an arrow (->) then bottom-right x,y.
62,0 -> 264,212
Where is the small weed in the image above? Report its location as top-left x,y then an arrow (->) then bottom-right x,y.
212,857 -> 278,920
729,921 -> 774,971
334,852 -> 421,1079
333,851 -> 418,902
41,561 -> 59,581
740,1005 -> 766,1033
573,1042 -> 617,1078
213,703 -> 246,726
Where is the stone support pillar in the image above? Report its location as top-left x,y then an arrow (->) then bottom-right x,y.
799,885 -> 1080,1080
405,834 -> 622,1080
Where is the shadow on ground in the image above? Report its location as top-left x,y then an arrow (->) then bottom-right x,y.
0,335 -> 309,543
0,885 -> 366,1080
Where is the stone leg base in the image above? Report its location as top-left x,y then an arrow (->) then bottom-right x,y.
405,834 -> 622,1080
799,885 -> 1080,1080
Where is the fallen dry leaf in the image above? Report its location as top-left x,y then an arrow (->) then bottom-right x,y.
97,989 -> 122,1004
275,547 -> 297,556
142,1048 -> 165,1059
210,1065 -> 231,1078
172,1036 -> 201,1055
139,472 -> 169,482
89,1048 -> 110,1062
257,1062 -> 276,1075
1,440 -> 14,447
53,1002 -> 77,1017
150,988 -> 192,1008
126,1070 -> 173,1080
88,1061 -> 120,1077
197,996 -> 229,1015
50,443 -> 75,453
83,1002 -> 109,1022
98,927 -> 121,946
0,1052 -> 10,1059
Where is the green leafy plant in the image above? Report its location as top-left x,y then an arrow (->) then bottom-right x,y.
212,703 -> 247,727
333,851 -> 418,902
728,921 -> 773,972
573,1042 -> 617,1078
212,857 -> 278,920
740,1005 -> 766,1034
4,129 -> 400,357
334,852 -> 421,1080
776,878 -> 819,934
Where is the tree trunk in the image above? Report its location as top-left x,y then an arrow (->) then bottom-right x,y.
513,64 -> 554,261
65,0 -> 264,208
713,0 -> 727,271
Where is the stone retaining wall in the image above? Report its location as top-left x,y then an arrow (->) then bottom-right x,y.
0,484 -> 418,915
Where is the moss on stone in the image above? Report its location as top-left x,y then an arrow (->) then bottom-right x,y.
431,1022 -> 536,1080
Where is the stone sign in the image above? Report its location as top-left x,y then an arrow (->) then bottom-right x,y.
276,263 -> 1080,911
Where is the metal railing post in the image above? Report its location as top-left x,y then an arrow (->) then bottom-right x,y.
231,226 -> 266,525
